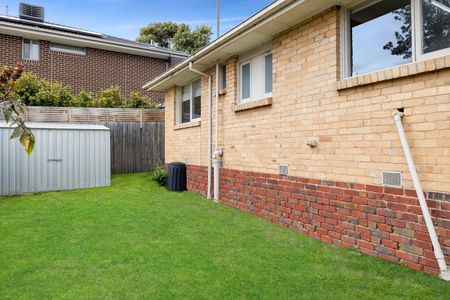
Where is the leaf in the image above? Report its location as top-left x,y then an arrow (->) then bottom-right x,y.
19,132 -> 35,156
9,126 -> 22,139
3,109 -> 12,123
26,135 -> 35,156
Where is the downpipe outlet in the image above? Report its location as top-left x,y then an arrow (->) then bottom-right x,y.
393,109 -> 449,281
212,148 -> 223,203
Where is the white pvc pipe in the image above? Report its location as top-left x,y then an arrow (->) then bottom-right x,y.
213,63 -> 220,203
189,62 -> 212,199
393,111 -> 449,280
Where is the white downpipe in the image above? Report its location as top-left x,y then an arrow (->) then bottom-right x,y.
213,63 -> 222,203
393,110 -> 449,281
189,62 -> 212,199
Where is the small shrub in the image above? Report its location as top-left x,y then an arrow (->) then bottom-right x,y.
127,92 -> 156,108
35,81 -> 76,107
98,85 -> 124,108
151,166 -> 168,187
75,90 -> 97,107
14,72 -> 41,106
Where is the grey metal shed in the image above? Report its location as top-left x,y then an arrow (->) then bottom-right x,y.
0,122 -> 110,196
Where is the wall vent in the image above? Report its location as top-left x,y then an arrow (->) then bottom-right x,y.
382,171 -> 402,187
279,165 -> 288,176
19,3 -> 44,22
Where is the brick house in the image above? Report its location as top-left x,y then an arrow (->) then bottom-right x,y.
144,0 -> 450,277
0,4 -> 188,103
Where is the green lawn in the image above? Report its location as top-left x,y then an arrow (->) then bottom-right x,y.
0,173 -> 449,299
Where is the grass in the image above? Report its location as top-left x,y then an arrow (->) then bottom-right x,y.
0,173 -> 449,299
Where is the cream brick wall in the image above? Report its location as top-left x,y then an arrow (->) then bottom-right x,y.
165,7 -> 450,193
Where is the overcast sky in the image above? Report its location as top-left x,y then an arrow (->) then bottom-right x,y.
0,0 -> 274,40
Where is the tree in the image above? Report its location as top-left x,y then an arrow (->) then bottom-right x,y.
0,64 -> 35,155
172,24 -> 212,54
137,22 -> 179,48
383,5 -> 412,59
137,22 -> 212,54
384,1 -> 450,59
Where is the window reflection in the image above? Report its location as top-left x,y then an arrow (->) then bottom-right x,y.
351,0 -> 411,76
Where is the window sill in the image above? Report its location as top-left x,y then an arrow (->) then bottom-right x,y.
219,89 -> 226,96
337,54 -> 450,91
234,97 -> 273,112
174,120 -> 201,130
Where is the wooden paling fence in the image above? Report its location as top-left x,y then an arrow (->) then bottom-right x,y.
1,106 -> 165,174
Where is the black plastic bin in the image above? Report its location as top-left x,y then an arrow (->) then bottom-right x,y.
167,162 -> 187,191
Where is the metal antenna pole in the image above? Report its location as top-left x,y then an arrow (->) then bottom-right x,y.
216,0 -> 220,39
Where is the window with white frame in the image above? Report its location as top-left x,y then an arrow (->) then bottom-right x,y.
22,39 -> 39,61
50,43 -> 86,55
177,79 -> 201,124
219,65 -> 227,90
239,52 -> 273,102
343,0 -> 450,77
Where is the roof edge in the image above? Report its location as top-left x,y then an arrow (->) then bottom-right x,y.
0,19 -> 189,59
142,0 -> 298,90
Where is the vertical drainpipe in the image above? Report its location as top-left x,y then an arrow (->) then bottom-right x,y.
213,63 -> 223,202
393,109 -> 449,281
189,62 -> 212,199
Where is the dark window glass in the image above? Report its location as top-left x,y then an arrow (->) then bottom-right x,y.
192,80 -> 201,119
351,0 -> 411,76
265,54 -> 273,93
241,63 -> 250,99
182,100 -> 190,123
422,0 -> 450,54
221,65 -> 227,89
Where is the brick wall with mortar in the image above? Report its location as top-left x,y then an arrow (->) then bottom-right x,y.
187,165 -> 450,275
0,33 -> 168,103
164,7 -> 450,274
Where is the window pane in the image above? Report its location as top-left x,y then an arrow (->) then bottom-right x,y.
50,43 -> 86,55
221,65 -> 227,89
350,0 -> 411,76
265,54 -> 273,93
241,63 -> 250,99
23,40 -> 30,60
422,0 -> 450,54
192,80 -> 201,119
182,99 -> 190,123
182,85 -> 190,101
30,41 -> 39,60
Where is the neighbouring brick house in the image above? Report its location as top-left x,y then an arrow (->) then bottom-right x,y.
144,0 -> 450,277
0,4 -> 188,103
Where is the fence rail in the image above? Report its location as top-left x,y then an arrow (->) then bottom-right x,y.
0,106 -> 165,123
1,106 -> 165,174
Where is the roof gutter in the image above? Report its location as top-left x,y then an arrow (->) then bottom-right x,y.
142,0 -> 299,90
0,21 -> 188,59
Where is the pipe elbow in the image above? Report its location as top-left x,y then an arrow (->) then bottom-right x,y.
393,110 -> 404,121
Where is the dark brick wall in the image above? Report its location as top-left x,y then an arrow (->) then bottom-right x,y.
187,165 -> 450,276
0,33 -> 168,103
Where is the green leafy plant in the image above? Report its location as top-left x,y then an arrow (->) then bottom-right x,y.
35,81 -> 76,107
98,85 -> 125,108
75,90 -> 97,107
173,24 -> 212,54
127,92 -> 156,108
137,21 -> 211,54
14,72 -> 41,106
151,166 -> 168,187
0,64 -> 35,155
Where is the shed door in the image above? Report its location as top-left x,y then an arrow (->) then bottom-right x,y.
45,129 -> 64,191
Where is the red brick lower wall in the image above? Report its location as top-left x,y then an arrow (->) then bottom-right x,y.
186,165 -> 450,276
